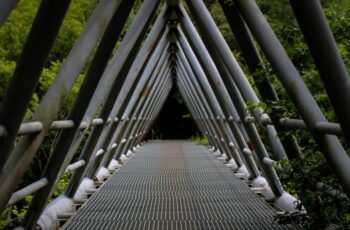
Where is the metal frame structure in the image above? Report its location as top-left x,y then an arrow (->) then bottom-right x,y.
0,0 -> 349,229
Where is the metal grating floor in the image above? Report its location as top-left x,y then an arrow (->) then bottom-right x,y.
63,141 -> 289,229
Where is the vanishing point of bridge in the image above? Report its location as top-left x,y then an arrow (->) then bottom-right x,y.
0,0 -> 349,229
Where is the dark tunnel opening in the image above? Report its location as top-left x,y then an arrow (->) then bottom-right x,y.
150,86 -> 199,139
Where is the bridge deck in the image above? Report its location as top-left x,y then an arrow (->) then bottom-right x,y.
63,141 -> 288,229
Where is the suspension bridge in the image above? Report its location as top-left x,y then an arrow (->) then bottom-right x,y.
0,0 -> 349,229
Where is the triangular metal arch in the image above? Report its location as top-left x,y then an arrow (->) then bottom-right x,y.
0,0 -> 349,229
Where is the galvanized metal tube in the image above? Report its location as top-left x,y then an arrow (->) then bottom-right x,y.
0,0 -> 75,214
83,26 -> 169,170
66,12 -> 167,197
0,0 -> 72,172
144,81 -> 173,134
177,86 -> 217,148
122,65 -> 171,147
179,19 -> 259,175
218,0 -> 277,101
265,118 -> 343,136
290,0 -> 350,145
176,35 -> 238,156
0,0 -> 124,216
176,22 -> 251,150
218,0 -> 302,159
183,1 -> 287,161
315,122 -> 343,136
178,70 -> 232,158
177,84 -> 221,150
65,1 -> 164,199
6,178 -> 48,208
90,118 -> 104,127
181,27 -> 245,154
176,58 -> 243,166
177,73 -> 230,155
127,68 -> 174,149
97,40 -> 170,170
0,0 -> 19,27
234,0 -> 350,197
176,51 -> 241,153
176,84 -> 207,135
177,68 -> 222,149
178,12 -> 284,197
140,83 -> 173,143
178,83 -> 223,151
176,64 -> 224,152
3,118 -> 106,138
64,160 -> 86,174
103,38 -> 170,158
115,71 -> 172,160
50,120 -> 75,130
112,68 -> 171,161
279,118 -> 306,130
17,122 -> 44,135
130,78 -> 172,147
21,2 -> 135,227
123,53 -> 173,151
123,78 -> 173,154
176,40 -> 260,176
103,69 -> 170,176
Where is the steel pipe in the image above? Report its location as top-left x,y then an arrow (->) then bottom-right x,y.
64,160 -> 86,174
0,0 -> 19,27
0,0 -> 72,172
234,0 -> 350,198
6,178 -> 48,208
183,0 -> 287,161
290,0 -> 350,145
65,1 -> 164,199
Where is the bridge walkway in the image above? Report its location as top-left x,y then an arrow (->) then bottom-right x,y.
63,141 -> 288,230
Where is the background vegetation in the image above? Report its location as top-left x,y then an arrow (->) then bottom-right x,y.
0,0 -> 350,229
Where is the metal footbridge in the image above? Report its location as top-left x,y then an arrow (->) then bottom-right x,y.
0,0 -> 349,229
63,141 -> 287,230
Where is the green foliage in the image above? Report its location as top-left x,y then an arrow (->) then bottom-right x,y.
190,135 -> 210,146
276,154 -> 350,229
248,0 -> 350,228
0,1 -> 39,61
0,0 -> 349,228
52,172 -> 72,200
0,54 -> 16,100
208,0 -> 350,228
0,0 -> 97,226
49,0 -> 97,63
